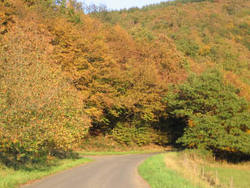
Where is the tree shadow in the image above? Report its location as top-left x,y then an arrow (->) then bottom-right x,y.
0,150 -> 82,171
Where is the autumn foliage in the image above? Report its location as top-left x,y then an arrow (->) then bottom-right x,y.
94,0 -> 250,159
0,0 -> 186,165
0,0 -> 249,164
0,0 -> 91,165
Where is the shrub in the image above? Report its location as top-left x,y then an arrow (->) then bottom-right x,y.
111,122 -> 157,146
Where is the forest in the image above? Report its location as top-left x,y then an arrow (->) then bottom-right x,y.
0,0 -> 249,170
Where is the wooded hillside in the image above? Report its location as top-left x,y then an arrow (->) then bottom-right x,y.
0,0 -> 249,166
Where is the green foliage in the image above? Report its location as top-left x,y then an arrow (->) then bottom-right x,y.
166,70 -> 250,156
231,22 -> 250,50
177,39 -> 200,57
130,26 -> 155,42
111,122 -> 157,146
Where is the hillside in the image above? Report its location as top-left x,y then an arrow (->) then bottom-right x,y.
94,0 -> 250,99
0,0 -> 249,168
0,0 -> 187,165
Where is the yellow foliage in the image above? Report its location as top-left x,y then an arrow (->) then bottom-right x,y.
199,45 -> 211,56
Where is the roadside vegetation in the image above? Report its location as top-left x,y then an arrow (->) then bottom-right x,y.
138,153 -> 196,188
79,145 -> 165,155
0,0 -> 249,186
139,151 -> 250,188
0,157 -> 92,188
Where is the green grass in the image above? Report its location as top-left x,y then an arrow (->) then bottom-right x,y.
0,157 -> 92,188
204,164 -> 250,188
179,150 -> 250,188
138,151 -> 250,188
138,154 -> 196,188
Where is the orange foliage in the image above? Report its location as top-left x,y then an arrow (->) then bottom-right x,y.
223,71 -> 250,101
188,120 -> 195,128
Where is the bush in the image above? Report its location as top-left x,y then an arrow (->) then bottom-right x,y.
111,122 -> 157,146
166,70 -> 250,157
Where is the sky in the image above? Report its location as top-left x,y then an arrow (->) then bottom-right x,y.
81,0 -> 169,10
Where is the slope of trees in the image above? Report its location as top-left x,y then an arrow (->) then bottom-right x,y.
0,0 -> 249,164
94,0 -> 250,98
92,0 -> 250,159
0,0 -> 187,165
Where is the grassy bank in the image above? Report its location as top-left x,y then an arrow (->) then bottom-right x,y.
203,161 -> 250,188
138,153 -> 196,188
0,157 -> 92,188
173,151 -> 250,188
139,151 -> 250,188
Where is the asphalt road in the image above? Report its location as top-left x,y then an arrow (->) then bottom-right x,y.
22,154 -> 154,188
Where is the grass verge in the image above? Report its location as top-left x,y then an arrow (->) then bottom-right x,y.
138,153 -> 196,188
176,151 -> 250,188
139,151 -> 250,188
203,161 -> 250,188
0,157 -> 92,188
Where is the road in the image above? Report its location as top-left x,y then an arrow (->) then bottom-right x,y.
22,154 -> 154,188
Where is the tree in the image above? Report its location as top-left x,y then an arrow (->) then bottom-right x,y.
166,70 -> 250,158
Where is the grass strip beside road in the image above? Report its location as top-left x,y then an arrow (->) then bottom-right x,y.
203,162 -> 250,188
0,157 -> 92,188
138,153 -> 196,188
139,151 -> 250,188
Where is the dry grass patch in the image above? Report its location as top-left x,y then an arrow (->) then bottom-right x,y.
165,152 -> 212,188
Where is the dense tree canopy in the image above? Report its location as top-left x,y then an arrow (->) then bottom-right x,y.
0,0 -> 249,164
166,70 -> 250,156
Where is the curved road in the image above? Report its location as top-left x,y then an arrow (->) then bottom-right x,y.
22,154 -> 154,188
